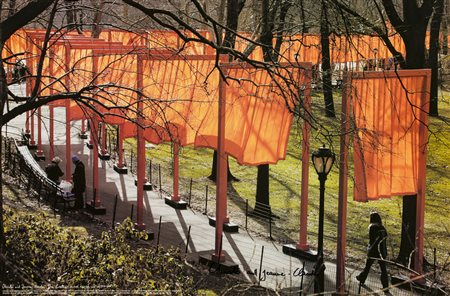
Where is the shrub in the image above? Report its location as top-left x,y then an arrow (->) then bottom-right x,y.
4,210 -> 195,294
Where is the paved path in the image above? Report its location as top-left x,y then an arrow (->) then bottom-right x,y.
4,99 -> 418,295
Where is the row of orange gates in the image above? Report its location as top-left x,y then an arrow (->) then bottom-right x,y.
4,28 -> 431,293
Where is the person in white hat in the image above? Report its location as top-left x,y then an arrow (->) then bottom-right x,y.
45,156 -> 64,184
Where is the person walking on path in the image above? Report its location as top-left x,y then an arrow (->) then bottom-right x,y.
71,155 -> 86,209
356,212 -> 391,294
45,156 -> 64,184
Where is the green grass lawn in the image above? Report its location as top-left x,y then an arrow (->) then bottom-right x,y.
124,90 -> 450,273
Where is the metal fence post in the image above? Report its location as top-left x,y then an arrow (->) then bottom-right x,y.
204,185 -> 208,215
112,195 -> 118,229
188,178 -> 192,207
245,199 -> 248,230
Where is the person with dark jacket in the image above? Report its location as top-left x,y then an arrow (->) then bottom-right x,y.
45,157 -> 64,184
356,212 -> 390,293
71,155 -> 86,209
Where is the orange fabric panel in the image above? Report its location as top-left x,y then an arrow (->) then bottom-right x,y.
3,30 -> 27,60
120,120 -> 167,143
134,55 -> 310,167
148,30 -> 180,50
69,102 -> 85,121
140,57 -> 218,145
121,121 -> 137,139
93,52 -> 138,124
195,63 -> 311,165
66,46 -> 94,117
47,44 -> 68,105
181,30 -> 210,55
11,29 -> 415,66
40,55 -> 52,96
101,30 -> 147,46
37,42 -> 89,106
352,70 -> 430,201
69,48 -> 93,92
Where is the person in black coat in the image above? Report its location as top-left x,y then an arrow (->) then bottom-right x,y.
71,155 -> 86,209
45,157 -> 64,184
356,212 -> 390,292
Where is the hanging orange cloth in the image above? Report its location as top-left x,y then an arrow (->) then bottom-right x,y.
139,56 -> 218,145
195,63 -> 311,166
352,70 -> 430,201
93,51 -> 139,125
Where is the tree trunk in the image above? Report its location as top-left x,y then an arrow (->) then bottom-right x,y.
91,0 -> 105,38
394,0 -> 433,267
0,38 -> 7,289
396,195 -> 417,267
254,164 -> 271,218
273,0 -> 291,60
65,0 -> 77,31
208,150 -> 239,182
320,0 -> 335,117
429,0 -> 444,116
260,0 -> 275,62
443,0 -> 449,55
216,0 -> 227,40
222,0 -> 245,55
253,0 -> 276,218
299,0 -> 309,33
398,32 -> 426,266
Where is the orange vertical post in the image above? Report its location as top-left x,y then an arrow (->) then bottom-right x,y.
86,51 -> 106,214
65,101 -> 71,180
117,125 -> 124,168
49,51 -> 55,160
35,107 -> 45,159
298,69 -> 312,250
29,111 -> 36,146
28,52 -> 36,147
336,72 -> 351,294
81,119 -> 86,135
414,71 -> 431,275
135,57 -> 146,230
101,122 -> 107,156
24,38 -> 31,137
25,111 -> 30,134
172,142 -> 180,201
65,43 -> 72,180
213,76 -> 227,262
49,106 -> 54,160
86,54 -> 98,150
92,119 -> 101,207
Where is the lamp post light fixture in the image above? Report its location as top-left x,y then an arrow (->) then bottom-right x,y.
311,145 -> 335,294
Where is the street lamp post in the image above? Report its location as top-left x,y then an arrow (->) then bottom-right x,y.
312,146 -> 335,294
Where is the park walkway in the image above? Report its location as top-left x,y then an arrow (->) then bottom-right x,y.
4,96 -> 417,295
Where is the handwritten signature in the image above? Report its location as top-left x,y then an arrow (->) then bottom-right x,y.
247,267 -> 314,282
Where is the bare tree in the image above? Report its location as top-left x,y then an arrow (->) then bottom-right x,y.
331,0 -> 443,269
0,0 -> 61,284
429,0 -> 444,116
442,0 -> 449,55
91,0 -> 105,38
64,0 -> 80,32
320,0 -> 335,117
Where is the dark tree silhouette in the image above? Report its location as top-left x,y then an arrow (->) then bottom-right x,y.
333,0 -> 442,268
320,0 -> 335,117
0,0 -> 60,284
